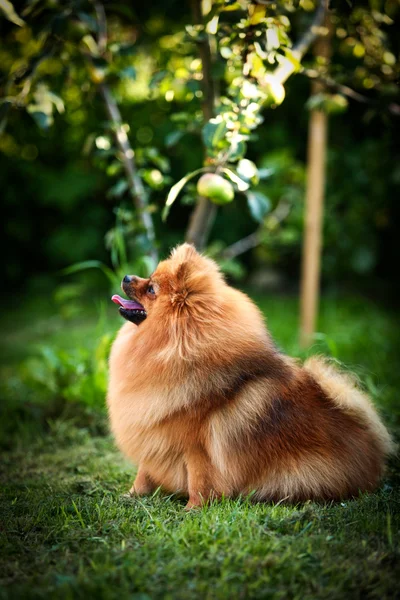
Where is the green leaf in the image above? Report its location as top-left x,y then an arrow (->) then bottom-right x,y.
46,90 -> 64,114
306,93 -> 348,115
202,117 -> 227,150
61,260 -> 117,286
0,0 -> 25,26
217,258 -> 246,280
237,159 -> 259,183
107,179 -> 129,199
228,139 -> 246,161
81,34 -> 99,56
185,24 -> 206,42
249,4 -> 266,25
246,191 -> 271,223
206,15 -> 219,35
258,167 -> 275,179
61,260 -> 104,275
220,46 -> 233,59
282,47 -> 301,72
77,11 -> 98,32
145,148 -> 170,171
266,27 -> 280,51
171,112 -> 190,123
165,130 -> 184,148
119,66 -> 137,80
149,70 -> 169,90
221,1 -> 242,11
27,84 -> 64,129
248,52 -> 264,79
162,168 -> 208,221
28,110 -> 52,129
254,41 -> 268,60
221,168 -> 249,191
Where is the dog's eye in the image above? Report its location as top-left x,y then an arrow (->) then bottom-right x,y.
147,284 -> 155,295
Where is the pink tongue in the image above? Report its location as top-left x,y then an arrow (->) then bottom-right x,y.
111,295 -> 144,311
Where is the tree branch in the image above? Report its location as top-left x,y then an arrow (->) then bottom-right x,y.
302,68 -> 400,116
185,0 -> 217,250
188,0 -> 214,122
303,68 -> 369,103
93,0 -> 107,55
92,1 -> 158,264
273,0 -> 329,85
220,199 -> 291,260
221,232 -> 260,261
292,0 -> 329,58
99,84 -> 158,264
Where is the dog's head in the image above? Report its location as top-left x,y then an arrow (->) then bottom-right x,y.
112,244 -> 224,325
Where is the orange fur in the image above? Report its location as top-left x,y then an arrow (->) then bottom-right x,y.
107,244 -> 394,508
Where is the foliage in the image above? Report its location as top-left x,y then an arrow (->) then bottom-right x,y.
0,337 -> 111,450
20,334 -> 111,409
0,0 -> 399,290
159,1 -> 298,225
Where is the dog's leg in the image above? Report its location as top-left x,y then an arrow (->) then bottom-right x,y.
129,464 -> 157,496
185,446 -> 218,510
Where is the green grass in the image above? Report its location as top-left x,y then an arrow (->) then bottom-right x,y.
0,294 -> 399,599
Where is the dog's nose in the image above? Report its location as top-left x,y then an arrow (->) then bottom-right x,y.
123,275 -> 132,284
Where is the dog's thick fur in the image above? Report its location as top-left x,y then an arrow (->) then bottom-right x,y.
108,244 -> 394,509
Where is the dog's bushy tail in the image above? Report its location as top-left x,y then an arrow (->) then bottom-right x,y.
304,356 -> 395,458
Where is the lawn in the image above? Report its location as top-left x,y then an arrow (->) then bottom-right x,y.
0,293 -> 399,599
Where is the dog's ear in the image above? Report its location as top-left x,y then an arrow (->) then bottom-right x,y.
169,242 -> 221,309
169,245 -> 199,307
175,261 -> 190,284
170,243 -> 198,264
170,261 -> 192,309
171,244 -> 199,284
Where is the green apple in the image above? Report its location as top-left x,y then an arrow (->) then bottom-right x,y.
197,173 -> 234,205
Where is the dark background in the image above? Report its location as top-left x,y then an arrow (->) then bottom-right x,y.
1,0 -> 399,305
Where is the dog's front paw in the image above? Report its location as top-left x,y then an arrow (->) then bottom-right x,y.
129,484 -> 153,497
184,493 -> 208,511
184,500 -> 202,511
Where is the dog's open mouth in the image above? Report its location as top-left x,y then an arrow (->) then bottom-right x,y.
111,295 -> 147,325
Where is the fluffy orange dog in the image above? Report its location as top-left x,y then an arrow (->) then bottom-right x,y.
108,244 -> 393,509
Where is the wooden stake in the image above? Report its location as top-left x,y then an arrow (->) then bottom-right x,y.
299,17 -> 332,348
299,106 -> 328,347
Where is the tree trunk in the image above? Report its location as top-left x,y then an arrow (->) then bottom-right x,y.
299,17 -> 332,347
185,0 -> 216,250
91,2 -> 158,265
186,196 -> 217,249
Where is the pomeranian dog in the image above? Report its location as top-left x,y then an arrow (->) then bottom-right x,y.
108,244 -> 393,509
